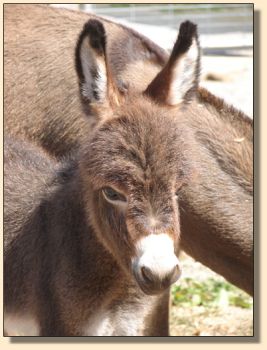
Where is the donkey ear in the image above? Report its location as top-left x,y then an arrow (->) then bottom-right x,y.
75,20 -> 107,104
144,21 -> 200,106
75,20 -> 120,112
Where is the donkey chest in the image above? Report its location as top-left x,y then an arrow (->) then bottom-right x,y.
82,297 -> 156,336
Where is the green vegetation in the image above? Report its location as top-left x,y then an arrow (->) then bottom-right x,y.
171,277 -> 253,309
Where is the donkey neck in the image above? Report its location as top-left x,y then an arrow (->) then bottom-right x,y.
198,87 -> 252,141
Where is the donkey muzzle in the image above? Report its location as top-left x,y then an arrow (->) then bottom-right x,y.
132,233 -> 182,295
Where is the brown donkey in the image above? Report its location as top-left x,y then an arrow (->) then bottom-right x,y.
4,4 -> 253,296
4,20 -> 200,336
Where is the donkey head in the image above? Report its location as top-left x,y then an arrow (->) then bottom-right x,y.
76,20 -> 199,295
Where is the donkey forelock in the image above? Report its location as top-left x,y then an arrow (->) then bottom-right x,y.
81,100 -> 191,190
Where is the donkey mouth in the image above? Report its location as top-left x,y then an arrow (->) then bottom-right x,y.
133,264 -> 182,296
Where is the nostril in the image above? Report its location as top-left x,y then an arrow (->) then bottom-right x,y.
141,264 -> 181,286
141,266 -> 154,284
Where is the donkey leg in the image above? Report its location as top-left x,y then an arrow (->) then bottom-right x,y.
37,299 -> 78,336
144,289 -> 170,336
39,317 -> 77,337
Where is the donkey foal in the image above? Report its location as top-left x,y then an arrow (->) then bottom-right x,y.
4,20 -> 199,336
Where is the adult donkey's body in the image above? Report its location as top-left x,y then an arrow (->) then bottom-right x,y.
4,4 -> 165,158
5,20 -> 198,336
4,4 -> 253,295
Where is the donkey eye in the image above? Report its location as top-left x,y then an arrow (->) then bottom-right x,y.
102,187 -> 127,203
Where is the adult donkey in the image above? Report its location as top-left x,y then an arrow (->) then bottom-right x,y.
5,20 -> 198,336
4,4 -> 253,295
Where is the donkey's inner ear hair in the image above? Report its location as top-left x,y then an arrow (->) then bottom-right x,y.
75,20 -> 107,84
75,19 -> 111,108
144,20 -> 200,106
75,19 -> 123,116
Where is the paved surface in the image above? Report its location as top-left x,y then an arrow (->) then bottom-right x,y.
201,55 -> 253,117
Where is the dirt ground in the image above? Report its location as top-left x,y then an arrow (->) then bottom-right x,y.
170,305 -> 253,336
169,253 -> 253,337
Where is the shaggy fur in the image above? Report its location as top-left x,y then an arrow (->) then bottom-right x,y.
4,4 -> 165,157
4,4 -> 253,300
4,19 -> 200,336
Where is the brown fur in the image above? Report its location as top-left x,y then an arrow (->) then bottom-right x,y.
4,20 -> 199,336
4,4 -> 253,298
4,135 -> 170,336
4,4 -> 165,158
178,101 -> 253,295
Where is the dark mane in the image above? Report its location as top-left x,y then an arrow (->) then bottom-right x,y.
198,86 -> 253,140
